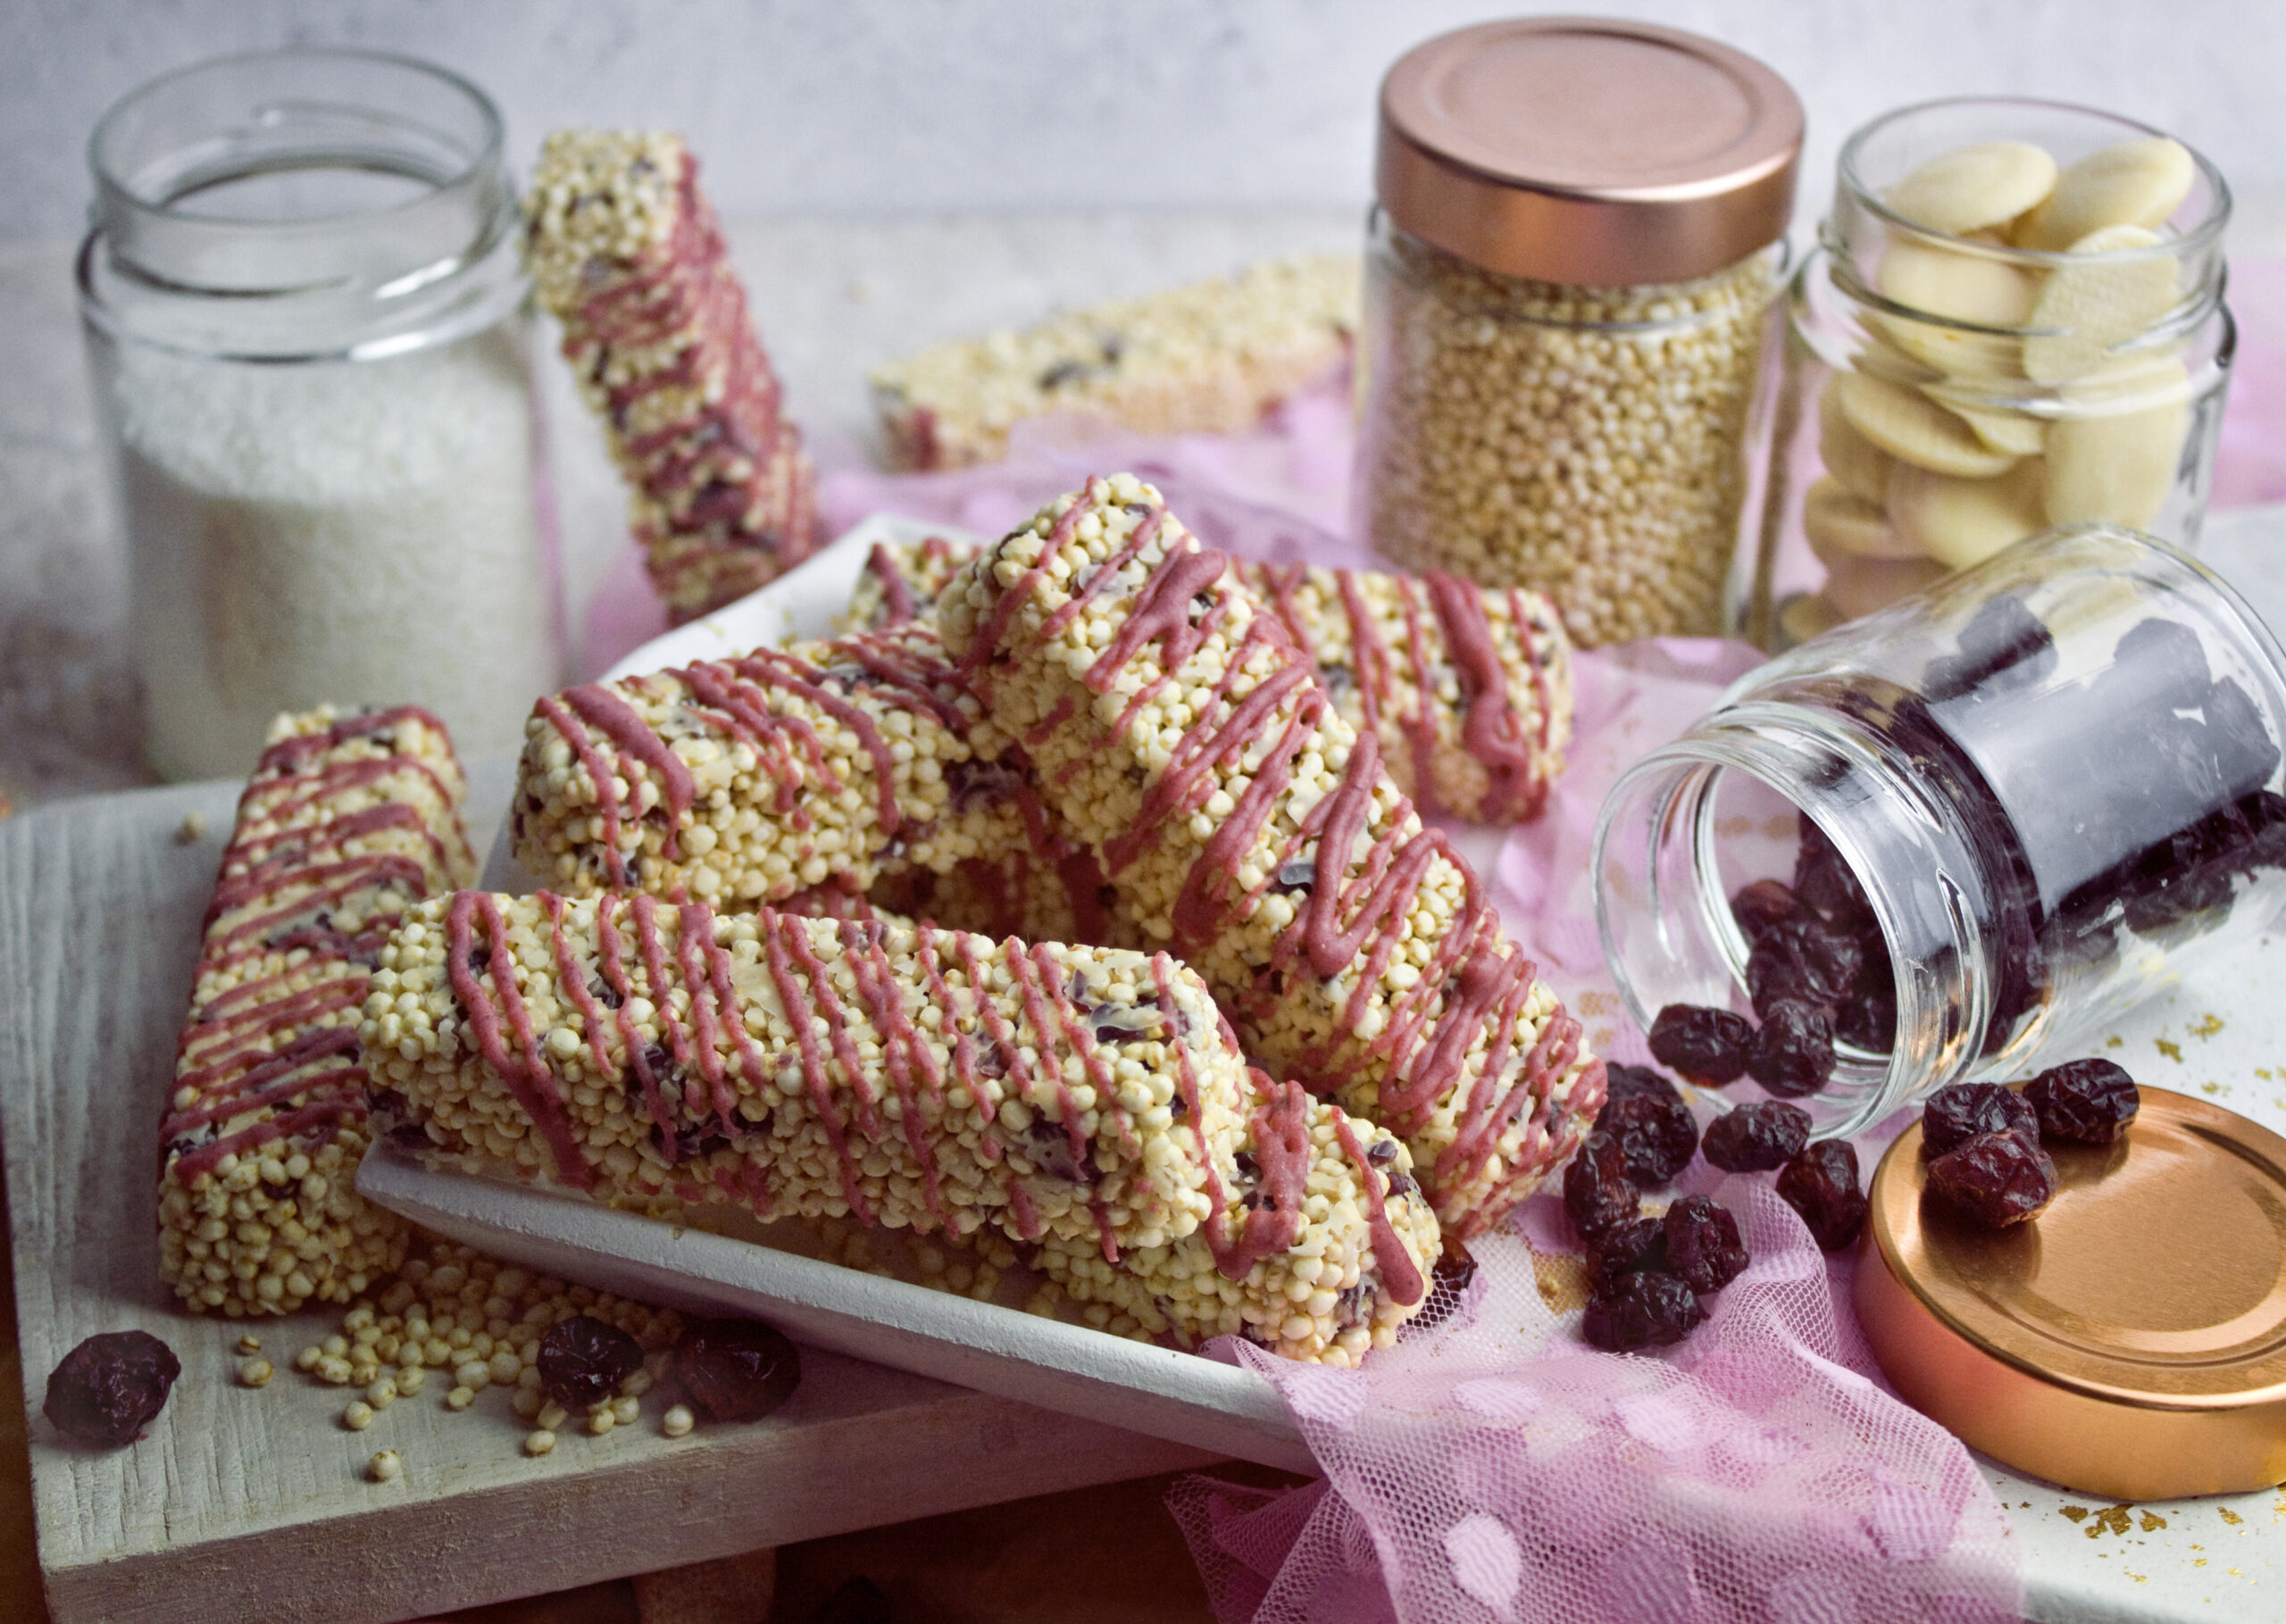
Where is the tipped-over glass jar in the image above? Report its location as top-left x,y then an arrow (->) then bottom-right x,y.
79,48 -> 562,779
1732,98 -> 2233,652
1598,525 -> 2286,1138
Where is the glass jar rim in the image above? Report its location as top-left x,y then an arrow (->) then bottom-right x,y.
1836,95 -> 2232,268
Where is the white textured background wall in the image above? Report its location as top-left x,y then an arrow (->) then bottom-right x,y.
4,0 -> 2283,241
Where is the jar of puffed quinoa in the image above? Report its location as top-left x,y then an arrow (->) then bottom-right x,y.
1356,19 -> 1801,646
1737,98 -> 2233,650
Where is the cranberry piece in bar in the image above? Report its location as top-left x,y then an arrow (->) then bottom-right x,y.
1701,1101 -> 1812,1173
2024,1058 -> 2141,1145
1731,879 -> 1800,943
1599,1089 -> 1699,1188
1776,1139 -> 1868,1253
537,1313 -> 644,1414
1562,1130 -> 1639,1240
1581,1270 -> 1706,1352
1663,1195 -> 1749,1295
1920,1081 -> 2039,1158
1926,1130 -> 2057,1228
674,1317 -> 803,1424
45,1329 -> 179,1447
1583,1215 -> 1668,1295
1647,1004 -> 1753,1085
1748,1000 -> 1835,1097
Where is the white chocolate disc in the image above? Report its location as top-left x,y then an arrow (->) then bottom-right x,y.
1823,550 -> 1950,620
1931,393 -> 2048,456
2023,224 -> 2181,384
1780,592 -> 1844,646
1874,240 -> 2037,375
1817,381 -> 1894,503
2046,358 -> 2193,529
2016,137 -> 2196,252
1884,142 -> 2059,236
1836,371 -> 2020,478
1887,458 -> 2048,570
1806,477 -> 1920,562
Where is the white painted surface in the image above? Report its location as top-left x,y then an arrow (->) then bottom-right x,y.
6,1 -> 2286,244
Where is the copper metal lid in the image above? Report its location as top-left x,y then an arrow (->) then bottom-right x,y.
1856,1086 -> 2286,1500
1376,17 -> 1802,287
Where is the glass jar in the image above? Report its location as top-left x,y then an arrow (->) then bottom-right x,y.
1734,98 -> 2233,652
79,47 -> 562,781
1595,524 -> 2286,1138
1355,18 -> 1801,647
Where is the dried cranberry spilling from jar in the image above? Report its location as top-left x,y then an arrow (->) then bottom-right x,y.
1563,1130 -> 1638,1240
2025,1058 -> 2141,1145
1776,1139 -> 1867,1253
1926,1129 -> 2057,1228
1581,1270 -> 1706,1353
1919,1081 -> 2040,1158
1701,1101 -> 1812,1173
1596,1083 -> 1698,1187
537,1313 -> 644,1413
45,1329 -> 179,1447
1748,1000 -> 1835,1096
1747,912 -> 1865,1016
1730,879 -> 1800,943
1647,1004 -> 1753,1085
1663,1195 -> 1749,1295
673,1316 -> 802,1424
1582,1214 -> 1667,1295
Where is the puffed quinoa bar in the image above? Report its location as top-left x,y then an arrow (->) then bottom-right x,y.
524,130 -> 816,621
362,895 -> 1258,1254
159,705 -> 479,1315
852,537 -> 1577,825
937,476 -> 1607,1238
871,254 -> 1358,471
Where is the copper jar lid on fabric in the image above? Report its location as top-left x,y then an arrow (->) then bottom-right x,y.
1856,1086 -> 2286,1501
1375,17 -> 1803,287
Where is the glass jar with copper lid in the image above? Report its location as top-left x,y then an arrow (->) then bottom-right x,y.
1356,18 -> 1802,646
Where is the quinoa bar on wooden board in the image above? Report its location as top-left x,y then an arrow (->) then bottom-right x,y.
364,895 -> 1437,1363
936,475 -> 1607,1239
870,254 -> 1358,471
158,705 -> 479,1315
524,129 -> 817,622
851,537 -> 1576,826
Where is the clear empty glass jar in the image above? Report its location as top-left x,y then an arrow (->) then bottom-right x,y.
1732,98 -> 2233,651
79,47 -> 562,779
1597,525 -> 2286,1137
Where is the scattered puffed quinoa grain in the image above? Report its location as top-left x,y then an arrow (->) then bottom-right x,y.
588,1407 -> 616,1437
368,1449 -> 402,1483
524,1429 -> 555,1456
173,811 -> 207,845
512,1387 -> 542,1420
662,1404 -> 695,1438
446,1386 -> 476,1412
537,1402 -> 569,1432
238,1358 -> 272,1388
365,1378 -> 396,1410
455,1359 -> 491,1390
342,1401 -> 374,1430
295,1345 -> 321,1371
235,1334 -> 262,1355
610,1395 -> 639,1427
396,1366 -> 425,1395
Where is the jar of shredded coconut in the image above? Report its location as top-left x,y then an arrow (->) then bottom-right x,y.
79,48 -> 561,779
1356,19 -> 1801,646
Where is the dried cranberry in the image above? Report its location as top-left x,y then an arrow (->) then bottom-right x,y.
1731,879 -> 1800,943
1663,1195 -> 1749,1295
1598,1090 -> 1699,1187
1920,1082 -> 2039,1158
1748,1001 -> 1836,1097
1794,817 -> 1872,925
1581,1270 -> 1706,1352
1748,913 -> 1865,1015
1647,1004 -> 1753,1085
1562,1131 -> 1639,1240
1701,1101 -> 1812,1173
1926,1130 -> 2057,1228
1832,965 -> 1898,1053
1922,594 -> 2057,703
45,1330 -> 179,1447
1603,1063 -> 1682,1110
673,1316 -> 802,1424
1776,1139 -> 1868,1253
1583,1215 -> 1667,1294
2024,1058 -> 2141,1145
537,1313 -> 643,1413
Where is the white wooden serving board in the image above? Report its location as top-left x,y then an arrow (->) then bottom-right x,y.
0,765 -> 1219,1624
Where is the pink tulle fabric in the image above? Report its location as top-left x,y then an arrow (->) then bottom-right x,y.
572,262 -> 2286,1624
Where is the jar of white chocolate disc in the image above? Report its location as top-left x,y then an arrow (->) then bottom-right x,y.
1735,98 -> 2233,650
1356,19 -> 1801,647
79,49 -> 563,779
1596,526 -> 2286,1138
